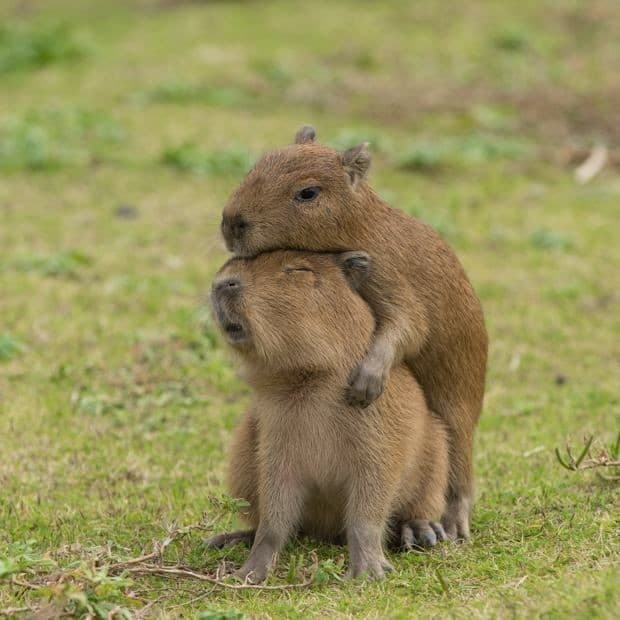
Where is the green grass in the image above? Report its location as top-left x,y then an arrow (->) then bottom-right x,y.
1,0 -> 619,617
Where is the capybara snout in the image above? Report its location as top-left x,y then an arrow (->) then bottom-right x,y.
220,213 -> 251,254
210,269 -> 248,345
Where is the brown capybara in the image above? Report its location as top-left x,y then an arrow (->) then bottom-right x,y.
219,127 -> 487,540
208,250 -> 448,582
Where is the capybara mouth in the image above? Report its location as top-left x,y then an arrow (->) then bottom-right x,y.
210,291 -> 249,345
222,321 -> 248,343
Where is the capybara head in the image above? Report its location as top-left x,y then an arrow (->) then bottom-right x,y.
221,126 -> 371,257
210,250 -> 374,375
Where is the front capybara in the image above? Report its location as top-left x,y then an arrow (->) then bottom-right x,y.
220,127 -> 488,539
208,250 -> 448,582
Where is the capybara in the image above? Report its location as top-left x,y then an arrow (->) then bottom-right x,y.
208,250 -> 448,582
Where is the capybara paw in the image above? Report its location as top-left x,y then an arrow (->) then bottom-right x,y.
346,362 -> 385,408
430,521 -> 448,542
234,560 -> 270,584
203,529 -> 255,550
441,497 -> 471,541
401,520 -> 446,550
346,556 -> 394,580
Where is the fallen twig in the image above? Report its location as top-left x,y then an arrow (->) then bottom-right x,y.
10,576 -> 40,590
104,518 -> 315,591
0,607 -> 38,617
118,563 -> 313,590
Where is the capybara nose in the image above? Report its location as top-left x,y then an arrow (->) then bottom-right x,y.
214,277 -> 241,295
221,215 -> 249,245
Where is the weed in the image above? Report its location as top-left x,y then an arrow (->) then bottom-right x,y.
0,21 -> 90,73
493,26 -> 530,52
397,132 -> 531,173
529,228 -> 573,251
9,250 -> 93,278
198,612 -> 247,620
161,143 -> 253,176
133,80 -> 251,107
0,108 -> 124,170
0,333 -> 26,362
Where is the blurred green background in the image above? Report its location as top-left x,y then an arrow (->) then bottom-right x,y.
0,1 -> 618,618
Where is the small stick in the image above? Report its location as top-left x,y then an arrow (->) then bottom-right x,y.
0,607 -> 38,617
119,564 -> 313,590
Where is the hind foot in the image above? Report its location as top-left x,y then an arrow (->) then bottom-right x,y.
204,529 -> 255,549
441,496 -> 471,541
401,520 -> 447,550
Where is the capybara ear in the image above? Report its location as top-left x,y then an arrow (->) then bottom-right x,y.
294,125 -> 317,145
336,250 -> 372,290
342,142 -> 371,187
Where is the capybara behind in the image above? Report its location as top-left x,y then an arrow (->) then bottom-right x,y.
220,127 -> 488,539
209,250 -> 448,582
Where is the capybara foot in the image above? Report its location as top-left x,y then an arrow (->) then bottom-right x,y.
204,529 -> 255,549
441,496 -> 471,541
346,555 -> 394,580
233,542 -> 277,583
401,520 -> 447,550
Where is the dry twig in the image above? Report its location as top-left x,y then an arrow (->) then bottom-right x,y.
105,520 -> 315,591
117,564 -> 313,590
0,607 -> 37,617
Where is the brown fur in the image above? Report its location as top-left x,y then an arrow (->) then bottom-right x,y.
210,251 -> 448,581
220,128 -> 488,539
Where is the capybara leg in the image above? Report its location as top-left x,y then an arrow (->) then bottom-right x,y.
346,521 -> 394,579
442,494 -> 471,541
441,422 -> 474,540
234,478 -> 303,583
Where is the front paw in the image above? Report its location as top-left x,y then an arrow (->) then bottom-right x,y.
233,543 -> 277,584
346,555 -> 394,580
347,362 -> 386,407
234,559 -> 271,584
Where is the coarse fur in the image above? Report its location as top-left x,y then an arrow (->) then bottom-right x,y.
209,251 -> 448,582
220,127 -> 488,539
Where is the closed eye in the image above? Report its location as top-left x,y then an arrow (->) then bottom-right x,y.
284,266 -> 314,274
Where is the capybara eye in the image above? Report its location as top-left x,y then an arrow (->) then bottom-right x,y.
295,186 -> 321,202
284,266 -> 314,274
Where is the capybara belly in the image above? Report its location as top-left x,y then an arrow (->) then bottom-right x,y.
299,485 -> 347,542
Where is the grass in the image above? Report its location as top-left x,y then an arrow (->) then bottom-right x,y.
0,107 -> 125,170
0,0 -> 619,617
0,20 -> 89,74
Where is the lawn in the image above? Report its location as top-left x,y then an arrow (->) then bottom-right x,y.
0,0 -> 618,617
